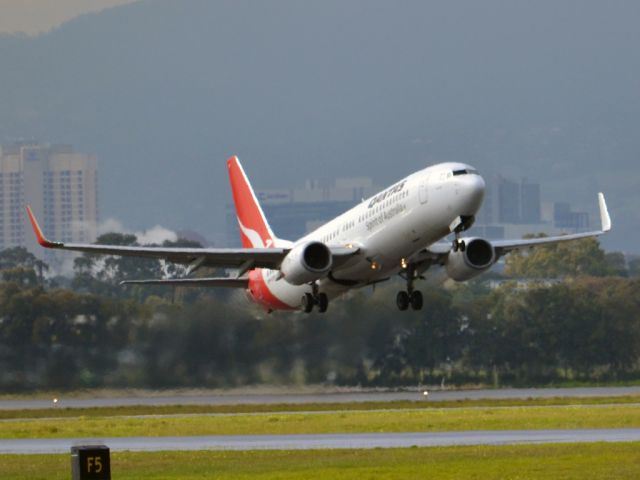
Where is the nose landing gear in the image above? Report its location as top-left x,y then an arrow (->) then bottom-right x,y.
450,215 -> 474,252
452,236 -> 466,252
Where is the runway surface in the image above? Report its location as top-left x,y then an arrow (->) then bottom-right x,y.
2,386 -> 640,410
2,429 -> 640,454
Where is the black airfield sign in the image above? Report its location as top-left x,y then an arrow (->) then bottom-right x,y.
71,445 -> 111,480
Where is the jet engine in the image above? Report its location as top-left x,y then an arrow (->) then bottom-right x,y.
445,237 -> 496,281
280,241 -> 333,285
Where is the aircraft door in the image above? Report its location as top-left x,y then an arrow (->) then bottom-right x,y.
419,177 -> 429,204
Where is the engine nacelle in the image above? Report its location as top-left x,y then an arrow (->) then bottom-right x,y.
445,237 -> 496,282
280,241 -> 333,285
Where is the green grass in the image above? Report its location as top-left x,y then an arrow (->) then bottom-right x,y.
2,394 -> 640,419
1,443 -> 640,479
2,403 -> 640,439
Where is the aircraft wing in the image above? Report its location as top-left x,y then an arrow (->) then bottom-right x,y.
26,206 -> 358,271
416,193 -> 612,263
490,192 -> 611,256
27,205 -> 285,269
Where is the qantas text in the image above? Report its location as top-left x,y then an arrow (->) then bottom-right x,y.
367,181 -> 406,208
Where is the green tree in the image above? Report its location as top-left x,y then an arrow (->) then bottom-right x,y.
0,247 -> 48,284
72,233 -> 162,299
572,277 -> 640,373
627,258 -> 640,277
401,288 -> 463,382
72,233 -> 205,301
605,252 -> 628,277
505,236 -> 610,278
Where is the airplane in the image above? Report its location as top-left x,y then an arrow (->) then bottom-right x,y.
26,156 -> 612,313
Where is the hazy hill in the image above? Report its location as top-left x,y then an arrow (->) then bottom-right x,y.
0,0 -> 639,250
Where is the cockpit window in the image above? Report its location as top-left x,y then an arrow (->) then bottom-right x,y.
452,168 -> 479,176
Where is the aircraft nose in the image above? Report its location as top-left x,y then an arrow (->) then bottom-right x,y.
460,174 -> 485,213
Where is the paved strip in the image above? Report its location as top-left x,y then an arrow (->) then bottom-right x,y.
2,429 -> 640,454
2,386 -> 640,410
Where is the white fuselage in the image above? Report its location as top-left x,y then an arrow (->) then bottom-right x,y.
259,162 -> 485,308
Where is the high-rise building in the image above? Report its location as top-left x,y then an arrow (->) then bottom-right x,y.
477,175 -> 541,226
497,176 -> 521,224
0,143 -> 98,262
519,179 -> 541,224
552,202 -> 590,230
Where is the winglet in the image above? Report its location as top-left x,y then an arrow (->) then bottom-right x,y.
26,206 -> 63,248
598,193 -> 611,232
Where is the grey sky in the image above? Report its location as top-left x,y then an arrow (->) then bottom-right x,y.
1,0 -> 639,251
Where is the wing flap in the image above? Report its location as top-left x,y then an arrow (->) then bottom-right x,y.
45,242 -> 286,269
121,277 -> 249,288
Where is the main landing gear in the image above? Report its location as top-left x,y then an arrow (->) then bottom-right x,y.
396,290 -> 423,311
396,264 -> 423,311
301,283 -> 329,313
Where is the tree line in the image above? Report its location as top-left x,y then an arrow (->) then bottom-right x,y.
0,235 -> 639,391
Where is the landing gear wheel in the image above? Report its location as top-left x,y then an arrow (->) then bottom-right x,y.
396,291 -> 410,311
459,240 -> 466,252
410,290 -> 423,310
317,293 -> 329,313
302,293 -> 314,313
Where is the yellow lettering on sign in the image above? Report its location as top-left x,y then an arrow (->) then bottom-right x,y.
86,456 -> 103,473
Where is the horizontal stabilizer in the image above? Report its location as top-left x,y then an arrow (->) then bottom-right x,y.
121,277 -> 249,288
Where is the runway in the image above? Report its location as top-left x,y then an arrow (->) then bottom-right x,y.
3,387 -> 638,454
2,386 -> 639,410
2,429 -> 640,454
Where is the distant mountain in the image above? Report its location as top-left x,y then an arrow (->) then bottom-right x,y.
1,0 -> 639,250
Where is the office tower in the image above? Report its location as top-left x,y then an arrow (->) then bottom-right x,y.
519,179 -> 541,224
0,143 -> 98,261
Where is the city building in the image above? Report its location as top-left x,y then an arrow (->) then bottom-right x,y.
550,202 -> 590,230
520,180 -> 542,224
468,174 -> 593,240
477,175 -> 541,225
0,143 -> 98,263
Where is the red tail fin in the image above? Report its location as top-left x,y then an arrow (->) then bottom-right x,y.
227,156 -> 276,249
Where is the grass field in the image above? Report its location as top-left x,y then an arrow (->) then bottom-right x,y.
2,395 -> 639,479
2,402 -> 640,438
1,443 -> 639,479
